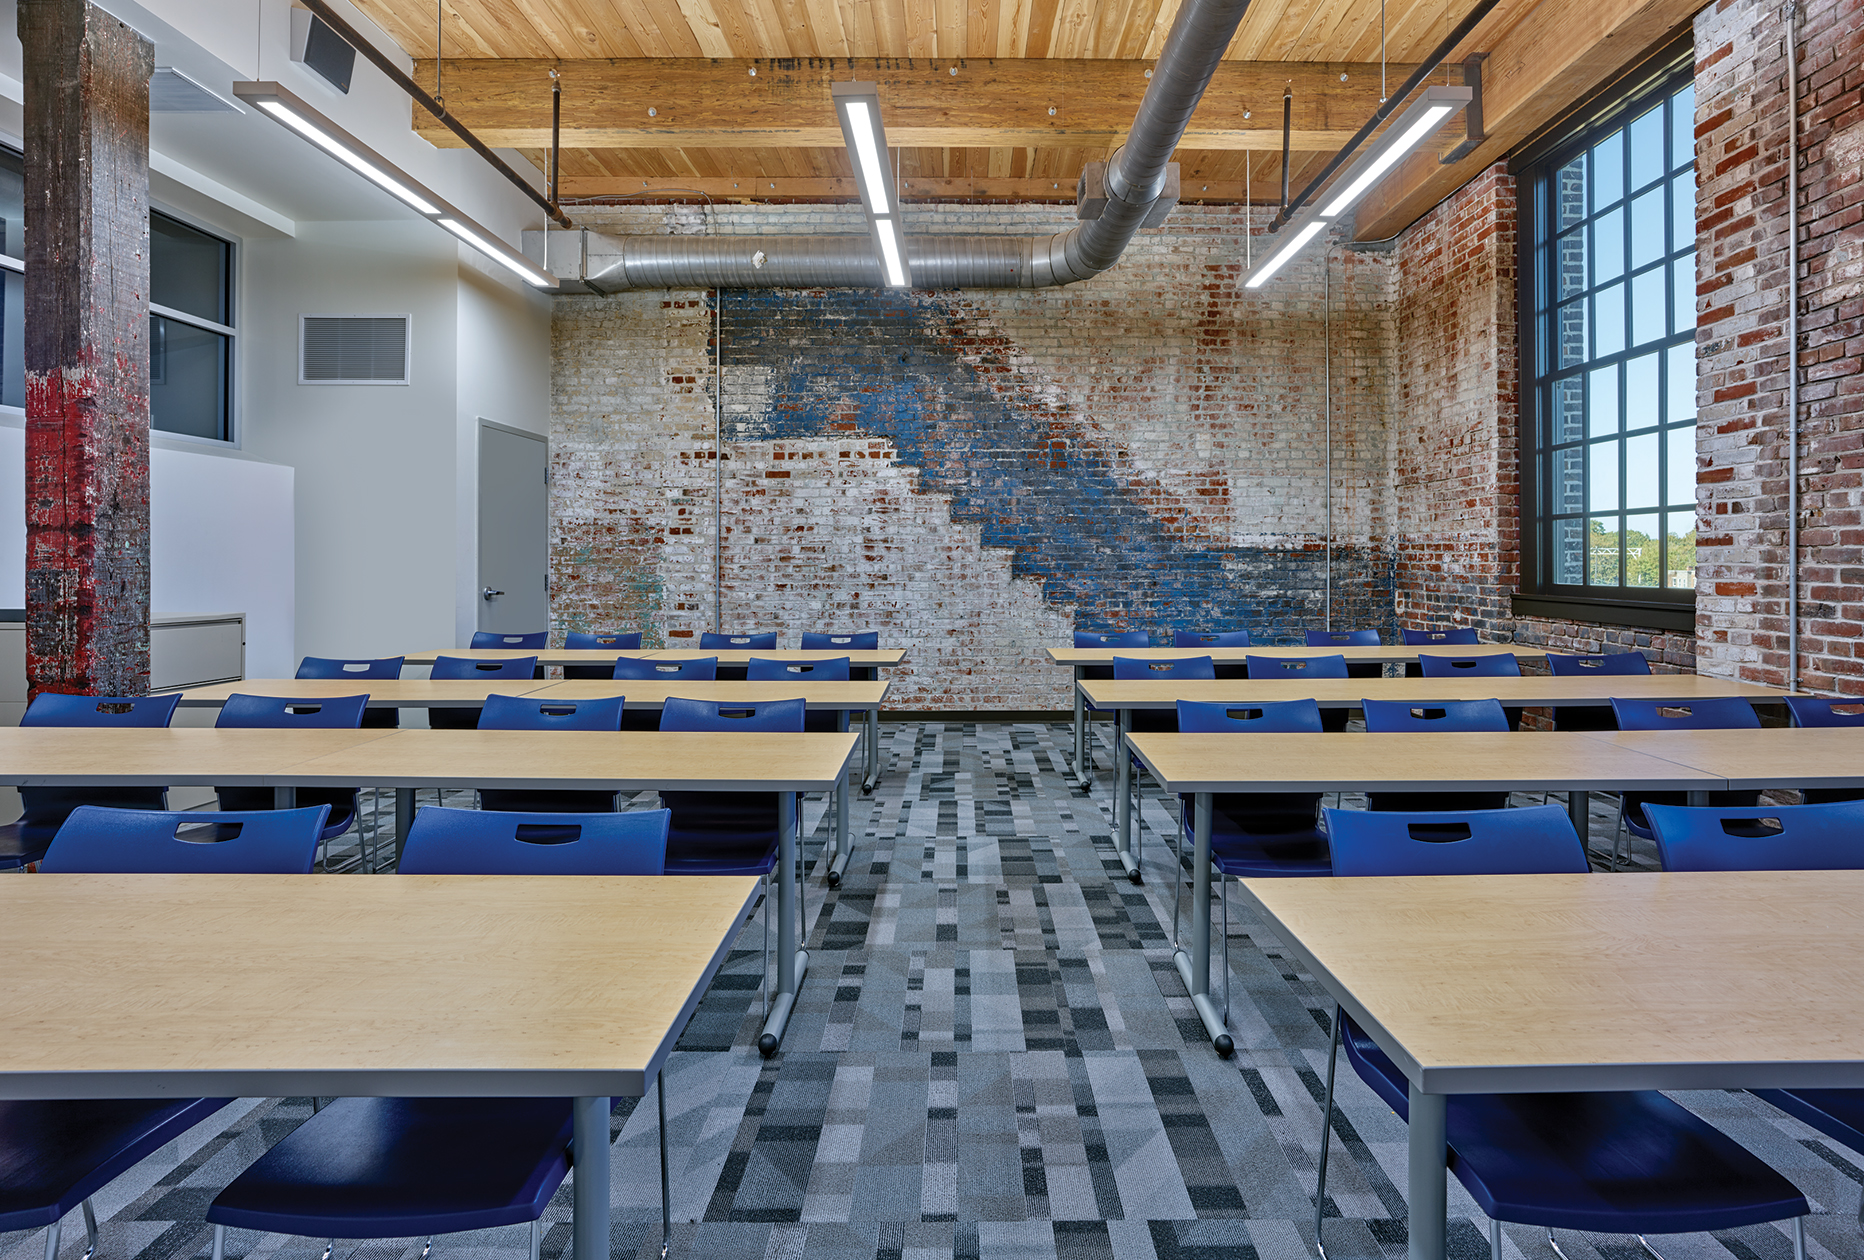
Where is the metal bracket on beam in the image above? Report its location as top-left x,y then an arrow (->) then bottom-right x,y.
1441,54 -> 1488,164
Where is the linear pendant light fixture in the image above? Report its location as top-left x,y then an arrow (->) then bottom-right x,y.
1243,85 -> 1471,289
232,81 -> 558,289
832,82 -> 910,288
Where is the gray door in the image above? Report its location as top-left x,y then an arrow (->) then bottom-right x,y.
477,421 -> 549,635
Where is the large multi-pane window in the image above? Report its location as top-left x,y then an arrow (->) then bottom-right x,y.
0,146 -> 235,442
1519,50 -> 1697,621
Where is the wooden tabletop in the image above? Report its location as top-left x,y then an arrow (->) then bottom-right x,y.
0,873 -> 759,1100
1589,727 -> 1864,790
1126,730 -> 1724,794
0,727 -> 399,786
646,649 -> 906,666
530,680 -> 890,710
278,729 -> 859,792
174,679 -> 555,708
1079,674 -> 1798,710
1047,644 -> 1548,665
401,648 -> 907,667
1240,870 -> 1864,1094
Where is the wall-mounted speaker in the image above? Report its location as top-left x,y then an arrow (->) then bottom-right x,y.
289,7 -> 356,95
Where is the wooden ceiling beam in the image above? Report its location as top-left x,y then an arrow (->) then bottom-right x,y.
1349,0 -> 1703,240
410,56 -> 1461,150
551,171 -> 1279,199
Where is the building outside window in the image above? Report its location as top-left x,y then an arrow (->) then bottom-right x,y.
0,145 -> 235,443
1516,45 -> 1697,630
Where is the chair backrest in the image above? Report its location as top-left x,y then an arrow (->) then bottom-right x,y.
1324,804 -> 1589,877
215,693 -> 368,730
1172,630 -> 1252,648
612,656 -> 718,681
21,692 -> 181,728
699,632 -> 777,649
398,806 -> 670,875
748,656 -> 851,683
477,693 -> 625,731
1416,653 -> 1521,679
564,631 -> 642,651
1545,650 -> 1651,677
296,656 -> 404,681
1245,654 -> 1348,681
1074,631 -> 1149,648
1785,696 -> 1864,727
1112,655 -> 1215,681
801,631 -> 879,651
429,655 -> 539,681
1608,696 -> 1761,732
1176,697 -> 1323,734
471,631 -> 548,649
1401,627 -> 1479,646
39,806 -> 330,873
1361,698 -> 1511,733
660,697 -> 806,733
1305,629 -> 1380,647
1644,801 -> 1864,871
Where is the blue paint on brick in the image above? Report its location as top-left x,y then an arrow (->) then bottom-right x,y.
720,288 -> 1392,643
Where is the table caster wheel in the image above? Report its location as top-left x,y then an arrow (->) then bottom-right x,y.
1214,1034 -> 1235,1059
1129,869 -> 1144,886
827,870 -> 842,889
758,1033 -> 779,1059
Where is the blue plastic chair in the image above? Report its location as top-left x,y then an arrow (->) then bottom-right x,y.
40,805 -> 330,874
1315,804 -> 1809,1260
612,656 -> 718,682
563,631 -> 642,678
206,807 -> 674,1260
1402,627 -> 1479,646
1545,650 -> 1652,732
749,656 -> 849,734
2,692 -> 183,870
474,693 -> 627,813
1784,695 -> 1864,802
700,631 -> 777,650
1308,629 -> 1384,691
1416,653 -> 1524,728
1174,630 -> 1252,647
1360,698 -> 1514,813
1173,698 -> 1329,1024
1245,654 -> 1348,681
1111,657 -> 1215,867
212,693 -> 370,871
1608,697 -> 1763,867
426,655 -> 540,731
470,631 -> 547,649
298,656 -> 404,728
5,796 -> 326,1260
801,631 -> 878,651
1073,632 -> 1150,768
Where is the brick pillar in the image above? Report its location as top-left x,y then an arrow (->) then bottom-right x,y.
18,0 -> 154,698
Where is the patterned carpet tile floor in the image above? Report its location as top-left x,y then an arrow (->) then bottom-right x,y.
4,721 -> 1859,1260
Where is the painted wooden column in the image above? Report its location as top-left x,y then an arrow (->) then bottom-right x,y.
18,0 -> 154,698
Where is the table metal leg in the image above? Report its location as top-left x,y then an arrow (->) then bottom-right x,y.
394,788 -> 415,864
827,711 -> 853,888
1172,792 -> 1233,1056
656,1074 -> 672,1260
1114,710 -> 1140,883
1567,790 -> 1590,852
758,791 -> 808,1058
572,1095 -> 609,1260
863,705 -> 880,794
1072,669 -> 1092,791
1687,789 -> 1710,806
1407,1084 -> 1448,1260
273,787 -> 296,809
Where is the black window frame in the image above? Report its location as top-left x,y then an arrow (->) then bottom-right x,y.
1512,39 -> 1698,633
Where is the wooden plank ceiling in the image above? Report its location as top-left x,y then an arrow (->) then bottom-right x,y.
352,0 -> 1538,205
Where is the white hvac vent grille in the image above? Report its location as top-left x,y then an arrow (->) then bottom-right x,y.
299,315 -> 410,385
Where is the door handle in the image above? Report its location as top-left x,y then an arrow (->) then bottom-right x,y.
482,587 -> 505,601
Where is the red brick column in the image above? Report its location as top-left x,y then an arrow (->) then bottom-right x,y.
18,0 -> 154,698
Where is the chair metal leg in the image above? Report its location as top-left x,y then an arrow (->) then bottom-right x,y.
80,1199 -> 98,1260
528,1218 -> 543,1260
43,1216 -> 60,1260
658,1071 -> 673,1260
1793,1216 -> 1807,1260
1171,815 -> 1184,952
1489,1219 -> 1501,1260
318,1240 -> 333,1260
1313,1005 -> 1342,1260
1633,1236 -> 1668,1260
210,1224 -> 225,1260
762,873 -> 772,1019
1220,874 -> 1231,1029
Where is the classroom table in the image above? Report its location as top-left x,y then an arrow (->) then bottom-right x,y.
0,727 -> 854,1056
1588,726 -> 1864,792
172,678 -> 556,708
1087,674 -> 1798,881
1240,869 -> 1864,1260
1045,644 -> 1547,791
0,871 -> 759,1260
1124,730 -> 1725,1055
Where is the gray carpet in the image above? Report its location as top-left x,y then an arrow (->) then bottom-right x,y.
4,721 -> 1859,1260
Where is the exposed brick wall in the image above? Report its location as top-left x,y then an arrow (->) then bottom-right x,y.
1694,0 -> 1864,691
551,204 -> 1397,709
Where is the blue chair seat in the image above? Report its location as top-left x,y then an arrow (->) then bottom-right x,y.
0,1098 -> 232,1232
207,1097 -> 573,1237
658,791 -> 782,876
1339,1014 -> 1808,1232
1754,1088 -> 1864,1153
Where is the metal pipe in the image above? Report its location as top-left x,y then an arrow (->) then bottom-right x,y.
715,287 -> 724,635
1270,0 -> 1500,230
548,68 -> 561,207
1785,2 -> 1801,691
1280,90 -> 1292,209
296,0 -> 573,228
1324,248 -> 1333,627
